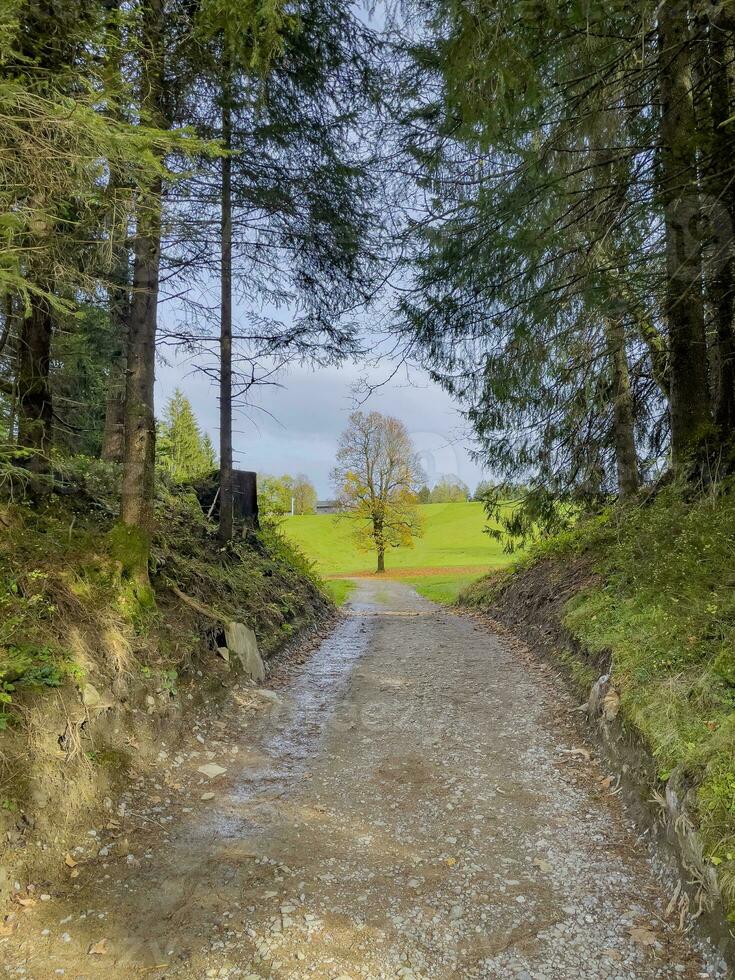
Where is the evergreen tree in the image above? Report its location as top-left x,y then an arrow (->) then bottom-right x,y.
394,0 -> 735,534
158,390 -> 215,482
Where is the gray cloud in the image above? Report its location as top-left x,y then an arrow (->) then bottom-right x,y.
155,354 -> 489,497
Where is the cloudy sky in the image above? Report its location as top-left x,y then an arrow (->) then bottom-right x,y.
155,348 -> 489,498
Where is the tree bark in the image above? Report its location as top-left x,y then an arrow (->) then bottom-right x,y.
376,548 -> 385,573
218,71 -> 234,542
16,295 -> 53,474
119,0 -> 164,577
100,0 -> 130,464
120,177 -> 161,534
658,0 -> 712,466
604,318 -> 639,498
101,261 -> 130,463
706,23 -> 735,438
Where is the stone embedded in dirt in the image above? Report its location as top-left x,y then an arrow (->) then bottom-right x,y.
197,763 -> 227,779
201,792 -> 215,801
250,688 -> 281,705
225,621 -> 265,681
81,683 -> 101,707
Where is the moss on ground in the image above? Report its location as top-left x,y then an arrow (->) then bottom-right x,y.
459,480 -> 735,914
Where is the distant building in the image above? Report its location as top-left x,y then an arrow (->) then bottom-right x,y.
316,499 -> 340,514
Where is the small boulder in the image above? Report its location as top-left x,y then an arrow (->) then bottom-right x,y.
225,622 -> 265,681
197,763 -> 227,779
82,683 -> 102,708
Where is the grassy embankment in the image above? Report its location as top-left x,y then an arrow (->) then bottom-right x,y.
461,482 -> 735,912
282,501 -> 515,604
0,457 -> 328,827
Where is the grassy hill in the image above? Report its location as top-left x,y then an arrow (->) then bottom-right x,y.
460,482 -> 735,917
279,501 -> 515,601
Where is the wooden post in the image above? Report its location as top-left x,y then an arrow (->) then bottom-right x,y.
232,470 -> 258,528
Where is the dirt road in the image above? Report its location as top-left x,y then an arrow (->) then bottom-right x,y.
1,580 -> 727,978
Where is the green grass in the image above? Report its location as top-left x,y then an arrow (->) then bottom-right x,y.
280,501 -> 514,577
405,573 -> 479,605
462,482 -> 735,911
323,578 -> 356,606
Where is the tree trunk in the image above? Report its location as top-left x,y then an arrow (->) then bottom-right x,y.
16,295 -> 53,474
120,177 -> 161,535
101,266 -> 130,463
706,24 -> 735,439
376,548 -> 385,573
101,378 -> 126,462
604,318 -> 639,498
119,0 -> 164,581
658,0 -> 712,466
100,0 -> 130,464
218,74 -> 234,542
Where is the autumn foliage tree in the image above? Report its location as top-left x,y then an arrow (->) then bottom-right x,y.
259,473 -> 317,516
332,412 -> 424,573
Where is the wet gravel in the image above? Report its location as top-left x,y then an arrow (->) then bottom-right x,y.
0,579 -> 728,978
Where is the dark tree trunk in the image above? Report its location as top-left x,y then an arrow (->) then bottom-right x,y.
374,515 -> 385,572
706,25 -> 735,438
101,264 -> 130,463
100,0 -> 130,464
604,318 -> 639,498
17,296 -> 53,473
219,78 -> 234,542
119,0 -> 164,580
658,0 -> 712,466
120,176 -> 161,535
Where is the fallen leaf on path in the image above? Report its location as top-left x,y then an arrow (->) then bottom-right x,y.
601,948 -> 622,960
445,857 -> 457,867
598,775 -> 614,790
628,925 -> 657,946
88,938 -> 109,956
69,868 -> 79,879
532,857 -> 553,872
0,917 -> 17,937
64,853 -> 77,868
15,897 -> 36,909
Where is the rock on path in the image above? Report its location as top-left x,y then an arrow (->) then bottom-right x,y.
0,579 -> 727,978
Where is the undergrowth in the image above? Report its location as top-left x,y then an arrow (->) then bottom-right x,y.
0,455 -> 329,730
461,479 -> 735,912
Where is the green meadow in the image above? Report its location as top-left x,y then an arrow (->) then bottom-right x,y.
280,501 -> 515,604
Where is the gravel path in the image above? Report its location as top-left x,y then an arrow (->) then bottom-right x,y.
0,579 -> 727,978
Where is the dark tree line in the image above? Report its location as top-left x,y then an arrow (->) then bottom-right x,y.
4,0 -> 735,568
393,0 -> 735,532
0,0 -> 382,584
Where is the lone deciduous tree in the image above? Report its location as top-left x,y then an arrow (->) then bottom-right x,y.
332,412 -> 424,573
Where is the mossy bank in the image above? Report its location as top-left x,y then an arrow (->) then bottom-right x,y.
0,457 -> 332,885
460,481 -> 735,958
